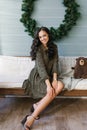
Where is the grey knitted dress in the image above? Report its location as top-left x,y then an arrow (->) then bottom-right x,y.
22,44 -> 59,98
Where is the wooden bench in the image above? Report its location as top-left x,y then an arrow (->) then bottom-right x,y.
0,88 -> 87,97
0,56 -> 87,97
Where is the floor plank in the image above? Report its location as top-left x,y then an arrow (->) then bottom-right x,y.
0,97 -> 87,130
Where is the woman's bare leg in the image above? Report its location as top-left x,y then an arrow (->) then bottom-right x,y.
25,81 -> 64,129
34,81 -> 64,108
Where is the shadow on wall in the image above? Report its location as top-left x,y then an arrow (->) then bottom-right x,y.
0,25 -> 2,55
0,41 -> 2,55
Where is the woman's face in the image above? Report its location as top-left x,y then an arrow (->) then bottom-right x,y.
38,30 -> 49,47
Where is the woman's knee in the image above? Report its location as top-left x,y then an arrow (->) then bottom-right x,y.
58,81 -> 64,89
55,81 -> 64,95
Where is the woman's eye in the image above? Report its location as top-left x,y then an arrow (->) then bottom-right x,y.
43,35 -> 46,37
39,34 -> 47,39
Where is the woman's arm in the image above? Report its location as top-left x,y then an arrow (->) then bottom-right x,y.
52,45 -> 59,80
45,79 -> 55,96
52,73 -> 58,89
53,73 -> 57,81
52,46 -> 59,88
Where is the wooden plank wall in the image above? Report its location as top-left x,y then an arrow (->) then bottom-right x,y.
0,0 -> 87,56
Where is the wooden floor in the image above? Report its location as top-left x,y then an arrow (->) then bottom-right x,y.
0,97 -> 87,130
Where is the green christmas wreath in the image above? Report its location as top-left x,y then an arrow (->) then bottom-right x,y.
20,0 -> 81,41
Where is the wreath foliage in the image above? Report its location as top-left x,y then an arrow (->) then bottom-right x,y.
20,0 -> 81,41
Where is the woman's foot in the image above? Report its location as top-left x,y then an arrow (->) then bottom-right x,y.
24,115 -> 36,130
30,104 -> 40,119
21,115 -> 29,126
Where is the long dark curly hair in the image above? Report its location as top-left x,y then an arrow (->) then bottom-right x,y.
30,27 -> 56,60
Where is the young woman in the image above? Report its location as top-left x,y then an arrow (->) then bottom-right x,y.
21,27 -> 64,130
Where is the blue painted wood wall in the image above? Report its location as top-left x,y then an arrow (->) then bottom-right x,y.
0,0 -> 87,56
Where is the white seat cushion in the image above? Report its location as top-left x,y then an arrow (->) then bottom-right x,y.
0,55 -> 87,90
0,55 -> 35,88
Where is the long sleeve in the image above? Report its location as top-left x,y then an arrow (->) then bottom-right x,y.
35,48 -> 49,81
52,46 -> 59,75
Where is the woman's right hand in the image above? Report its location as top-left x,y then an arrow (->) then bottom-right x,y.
47,85 -> 55,97
45,79 -> 55,97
